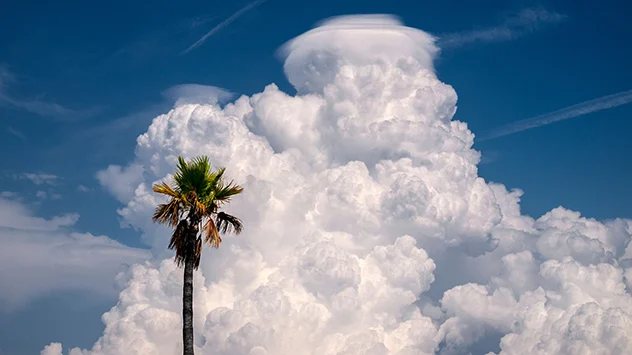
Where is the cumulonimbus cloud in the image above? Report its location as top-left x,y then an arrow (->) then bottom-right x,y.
46,14 -> 632,355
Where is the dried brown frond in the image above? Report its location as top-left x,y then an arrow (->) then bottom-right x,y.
153,199 -> 182,227
169,220 -> 189,267
203,218 -> 222,248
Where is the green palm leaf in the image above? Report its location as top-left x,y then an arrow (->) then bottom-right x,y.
152,155 -> 244,268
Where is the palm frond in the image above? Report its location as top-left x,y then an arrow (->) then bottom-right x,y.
152,155 -> 244,270
203,218 -> 222,248
206,167 -> 226,193
174,156 -> 213,196
195,199 -> 207,216
153,199 -> 182,227
173,156 -> 190,191
152,182 -> 180,198
216,212 -> 243,235
214,181 -> 244,203
169,220 -> 189,267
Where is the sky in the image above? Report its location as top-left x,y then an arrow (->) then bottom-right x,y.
0,0 -> 631,354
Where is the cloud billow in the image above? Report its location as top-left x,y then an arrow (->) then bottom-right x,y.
47,15 -> 632,355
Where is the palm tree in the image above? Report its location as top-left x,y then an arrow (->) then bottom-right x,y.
152,156 -> 243,355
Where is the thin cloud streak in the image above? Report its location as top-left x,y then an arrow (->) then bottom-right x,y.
0,66 -> 98,121
17,173 -> 59,186
1,93 -> 76,118
106,14 -> 218,66
6,127 -> 26,140
478,89 -> 632,141
439,7 -> 566,48
182,0 -> 267,54
0,92 -> 100,121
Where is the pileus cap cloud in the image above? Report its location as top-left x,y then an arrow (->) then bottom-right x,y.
47,15 -> 632,355
280,14 -> 438,94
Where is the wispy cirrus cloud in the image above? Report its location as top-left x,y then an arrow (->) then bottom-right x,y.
0,64 -> 97,120
182,0 -> 268,54
6,127 -> 26,140
107,14 -> 217,65
16,172 -> 59,186
439,7 -> 566,48
478,89 -> 632,141
0,93 -> 80,118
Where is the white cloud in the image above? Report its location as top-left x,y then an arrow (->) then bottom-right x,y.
41,343 -> 63,355
51,14 -> 632,354
95,164 -> 144,203
439,7 -> 566,48
18,172 -> 59,185
0,197 -> 76,232
1,191 -> 18,198
0,196 -> 150,311
35,190 -> 62,200
162,84 -> 233,106
498,301 -> 632,355
279,14 -> 439,95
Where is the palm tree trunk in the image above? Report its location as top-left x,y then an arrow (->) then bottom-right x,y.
182,236 -> 195,355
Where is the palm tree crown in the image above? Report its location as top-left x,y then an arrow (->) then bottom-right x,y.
152,156 -> 243,268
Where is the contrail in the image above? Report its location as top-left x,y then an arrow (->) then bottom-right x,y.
182,0 -> 267,54
477,89 -> 632,141
438,7 -> 566,49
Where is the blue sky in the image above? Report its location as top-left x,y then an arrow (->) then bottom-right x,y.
0,0 -> 630,353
